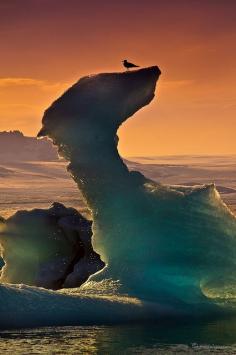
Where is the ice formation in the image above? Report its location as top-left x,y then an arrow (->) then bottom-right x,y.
1,66 -> 236,328
38,67 -> 236,305
0,202 -> 104,289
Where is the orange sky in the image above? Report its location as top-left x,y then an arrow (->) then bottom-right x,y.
0,0 -> 236,156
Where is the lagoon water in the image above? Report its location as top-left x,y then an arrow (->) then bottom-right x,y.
2,320 -> 236,354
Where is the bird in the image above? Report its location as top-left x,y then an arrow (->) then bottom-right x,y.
122,59 -> 139,70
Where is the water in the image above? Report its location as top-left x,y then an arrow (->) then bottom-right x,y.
1,320 -> 236,354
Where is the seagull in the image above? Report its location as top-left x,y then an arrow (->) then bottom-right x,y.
122,59 -> 139,70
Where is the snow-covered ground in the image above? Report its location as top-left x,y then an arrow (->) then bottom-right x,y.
0,155 -> 236,219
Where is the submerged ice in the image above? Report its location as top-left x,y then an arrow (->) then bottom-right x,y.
1,66 -> 236,328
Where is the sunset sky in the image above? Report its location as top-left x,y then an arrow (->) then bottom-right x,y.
0,0 -> 236,156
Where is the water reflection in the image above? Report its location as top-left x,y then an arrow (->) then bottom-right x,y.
1,318 -> 236,354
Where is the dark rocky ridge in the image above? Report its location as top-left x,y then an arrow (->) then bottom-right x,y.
0,130 -> 58,161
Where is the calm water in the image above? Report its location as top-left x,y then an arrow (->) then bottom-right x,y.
1,319 -> 236,354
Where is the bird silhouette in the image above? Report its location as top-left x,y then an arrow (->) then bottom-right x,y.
122,59 -> 139,70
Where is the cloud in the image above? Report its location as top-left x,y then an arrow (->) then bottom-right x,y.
0,77 -> 68,92
0,78 -> 45,87
161,79 -> 195,89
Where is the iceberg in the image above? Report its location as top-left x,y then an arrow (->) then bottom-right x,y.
1,66 -> 236,329
38,66 -> 236,305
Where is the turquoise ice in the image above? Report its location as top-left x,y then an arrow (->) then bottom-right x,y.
38,66 -> 236,307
